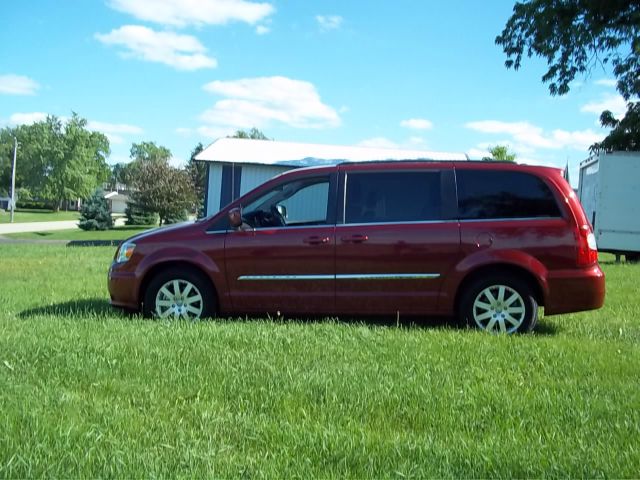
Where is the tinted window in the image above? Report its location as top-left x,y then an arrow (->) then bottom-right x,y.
345,171 -> 442,224
456,170 -> 561,219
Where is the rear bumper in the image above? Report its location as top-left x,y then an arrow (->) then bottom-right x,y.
545,264 -> 605,315
108,265 -> 140,311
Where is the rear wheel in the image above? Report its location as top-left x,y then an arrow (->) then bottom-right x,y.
458,275 -> 538,334
143,269 -> 215,320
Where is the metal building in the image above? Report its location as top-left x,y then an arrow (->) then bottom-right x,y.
195,137 -> 468,217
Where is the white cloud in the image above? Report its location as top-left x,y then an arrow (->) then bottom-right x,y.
108,0 -> 274,27
0,74 -> 40,95
465,120 -> 604,151
467,147 -> 490,160
175,127 -> 193,136
8,113 -> 142,145
581,93 -> 627,119
255,25 -> 270,35
595,78 -> 617,87
169,156 -> 186,168
200,76 -> 340,132
95,25 -> 217,71
86,120 -> 143,145
87,120 -> 142,135
400,118 -> 433,130
356,137 -> 399,149
408,136 -> 425,145
9,112 -> 48,125
197,125 -> 235,139
316,15 -> 343,31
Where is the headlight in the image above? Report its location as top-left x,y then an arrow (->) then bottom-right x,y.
116,242 -> 136,263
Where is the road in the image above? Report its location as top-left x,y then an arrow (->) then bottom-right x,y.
0,220 -> 78,235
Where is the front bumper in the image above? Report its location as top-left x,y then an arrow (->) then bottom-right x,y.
108,263 -> 140,311
544,264 -> 605,315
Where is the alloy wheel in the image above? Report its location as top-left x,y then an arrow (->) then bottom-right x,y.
471,284 -> 525,334
154,279 -> 204,320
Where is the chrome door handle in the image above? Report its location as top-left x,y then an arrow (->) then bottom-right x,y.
341,234 -> 369,244
304,236 -> 330,245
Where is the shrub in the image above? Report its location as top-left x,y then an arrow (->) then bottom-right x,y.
125,201 -> 158,226
79,190 -> 113,231
163,209 -> 189,225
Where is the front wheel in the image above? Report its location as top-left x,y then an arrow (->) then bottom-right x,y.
458,275 -> 538,334
143,269 -> 215,320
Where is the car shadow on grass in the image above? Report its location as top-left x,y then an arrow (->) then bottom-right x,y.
18,298 -> 123,318
17,299 -> 559,335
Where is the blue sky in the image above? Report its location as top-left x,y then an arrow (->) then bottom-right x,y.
1,0 -> 626,185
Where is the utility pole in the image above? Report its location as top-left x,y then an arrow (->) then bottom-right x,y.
10,136 -> 17,223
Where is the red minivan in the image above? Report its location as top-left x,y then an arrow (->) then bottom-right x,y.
108,161 -> 605,333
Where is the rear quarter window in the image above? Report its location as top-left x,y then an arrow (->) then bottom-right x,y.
456,169 -> 562,219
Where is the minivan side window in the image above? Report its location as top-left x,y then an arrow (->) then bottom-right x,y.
242,176 -> 331,228
456,170 -> 562,219
345,171 -> 442,224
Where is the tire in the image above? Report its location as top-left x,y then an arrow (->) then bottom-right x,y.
458,274 -> 538,334
626,252 -> 640,263
143,268 -> 216,320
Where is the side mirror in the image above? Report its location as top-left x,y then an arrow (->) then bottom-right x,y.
228,207 -> 243,228
276,204 -> 287,219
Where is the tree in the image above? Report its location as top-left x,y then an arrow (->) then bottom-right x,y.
0,128 -> 16,197
79,189 -> 113,231
496,1 -> 640,152
125,201 -> 158,226
127,155 -> 196,226
229,128 -> 270,140
483,145 -> 517,162
130,141 -> 172,164
125,141 -> 172,185
1,114 -> 110,210
109,163 -> 129,191
186,142 -> 206,217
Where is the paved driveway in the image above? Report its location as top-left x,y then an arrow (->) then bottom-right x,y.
0,220 -> 78,235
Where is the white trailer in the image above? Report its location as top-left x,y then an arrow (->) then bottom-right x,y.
578,151 -> 640,261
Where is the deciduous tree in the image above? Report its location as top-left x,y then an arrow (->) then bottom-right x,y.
186,142 -> 206,217
483,145 -> 517,162
127,145 -> 196,226
1,114 -> 110,210
229,128 -> 270,140
496,0 -> 640,151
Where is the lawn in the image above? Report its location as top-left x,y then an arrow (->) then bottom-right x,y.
4,226 -> 152,241
0,209 -> 80,223
0,246 -> 638,477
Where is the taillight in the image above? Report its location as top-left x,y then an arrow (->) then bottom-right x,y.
577,224 -> 598,266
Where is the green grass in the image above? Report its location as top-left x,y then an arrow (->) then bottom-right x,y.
0,209 -> 80,223
4,226 -> 152,241
0,247 -> 638,477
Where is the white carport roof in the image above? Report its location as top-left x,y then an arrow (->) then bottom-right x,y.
195,138 -> 468,166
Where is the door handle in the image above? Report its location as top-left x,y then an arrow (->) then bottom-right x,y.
341,234 -> 369,244
304,235 -> 331,245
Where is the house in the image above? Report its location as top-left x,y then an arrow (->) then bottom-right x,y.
195,138 -> 468,217
104,191 -> 129,214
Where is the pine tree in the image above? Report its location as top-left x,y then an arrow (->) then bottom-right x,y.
79,190 -> 113,231
124,201 -> 158,226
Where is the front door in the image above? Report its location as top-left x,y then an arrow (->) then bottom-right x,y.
224,173 -> 336,314
335,166 -> 461,315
